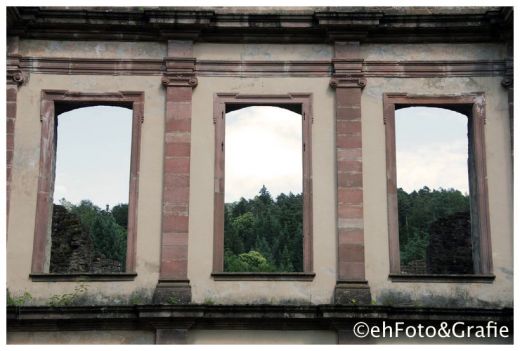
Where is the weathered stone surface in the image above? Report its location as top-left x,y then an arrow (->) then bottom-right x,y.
91,255 -> 123,273
50,205 -> 92,273
152,282 -> 192,304
426,211 -> 473,274
400,259 -> 426,275
50,205 -> 123,273
334,283 -> 371,305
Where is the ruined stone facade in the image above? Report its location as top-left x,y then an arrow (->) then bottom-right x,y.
49,205 -> 92,273
6,7 -> 513,344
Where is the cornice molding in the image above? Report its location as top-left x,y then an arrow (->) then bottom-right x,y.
7,7 -> 513,44
17,56 -> 508,79
7,304 -> 513,332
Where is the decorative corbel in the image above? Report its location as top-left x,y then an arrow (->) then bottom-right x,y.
501,58 -> 513,88
162,57 -> 198,88
7,55 -> 27,86
161,75 -> 198,88
330,76 -> 366,89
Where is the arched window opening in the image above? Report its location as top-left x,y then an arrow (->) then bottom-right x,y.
223,106 -> 304,273
50,105 -> 133,274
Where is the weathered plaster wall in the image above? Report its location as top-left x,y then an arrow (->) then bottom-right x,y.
19,39 -> 167,59
190,76 -> 336,304
361,43 -> 506,61
186,329 -> 337,344
362,76 -> 513,307
193,43 -> 333,61
195,42 -> 505,61
7,73 -> 165,303
6,41 -> 513,308
7,330 -> 155,344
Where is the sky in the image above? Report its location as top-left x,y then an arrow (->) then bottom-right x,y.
52,105 -> 469,208
53,105 -> 132,208
225,106 -> 303,203
395,106 -> 469,194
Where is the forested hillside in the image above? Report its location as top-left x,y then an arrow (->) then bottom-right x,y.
50,186 -> 470,274
224,186 -> 303,272
397,186 -> 470,270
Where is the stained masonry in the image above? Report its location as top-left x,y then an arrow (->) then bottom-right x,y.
6,6 -> 513,345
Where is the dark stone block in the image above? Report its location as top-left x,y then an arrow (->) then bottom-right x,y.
334,282 -> 371,305
50,204 -> 124,274
152,281 -> 192,304
50,205 -> 92,273
426,211 -> 473,274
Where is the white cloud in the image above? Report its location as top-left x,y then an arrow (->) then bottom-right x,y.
396,141 -> 469,193
225,106 -> 302,202
395,106 -> 470,194
53,106 -> 132,208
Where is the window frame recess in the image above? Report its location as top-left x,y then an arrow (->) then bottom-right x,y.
30,90 -> 144,281
383,92 -> 494,283
211,93 -> 315,281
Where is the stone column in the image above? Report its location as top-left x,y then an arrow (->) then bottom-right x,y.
153,41 -> 197,304
6,36 -> 25,234
329,42 -> 371,304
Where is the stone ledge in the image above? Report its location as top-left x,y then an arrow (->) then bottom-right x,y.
29,273 -> 137,282
211,272 -> 315,281
388,273 -> 496,283
7,304 -> 513,333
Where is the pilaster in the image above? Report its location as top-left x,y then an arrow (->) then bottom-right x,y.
330,41 -> 371,304
154,40 -> 197,304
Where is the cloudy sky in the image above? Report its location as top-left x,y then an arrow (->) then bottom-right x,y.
52,105 -> 469,208
225,106 -> 303,203
53,106 -> 132,208
395,106 -> 469,194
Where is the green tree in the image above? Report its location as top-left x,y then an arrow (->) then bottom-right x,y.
224,250 -> 275,272
57,199 -> 128,268
111,203 -> 128,229
90,211 -> 127,265
223,186 -> 303,272
397,187 -> 470,266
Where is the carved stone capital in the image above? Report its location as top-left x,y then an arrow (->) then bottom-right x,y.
162,75 -> 198,88
162,56 -> 198,89
7,69 -> 26,86
501,76 -> 513,88
330,76 -> 366,89
501,58 -> 513,88
7,54 -> 27,86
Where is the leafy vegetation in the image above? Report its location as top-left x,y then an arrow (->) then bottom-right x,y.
58,199 -> 128,267
224,186 -> 303,272
7,290 -> 33,306
397,186 -> 470,266
48,284 -> 88,307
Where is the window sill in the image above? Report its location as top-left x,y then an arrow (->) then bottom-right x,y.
389,273 -> 495,283
211,272 -> 315,281
29,273 -> 137,282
